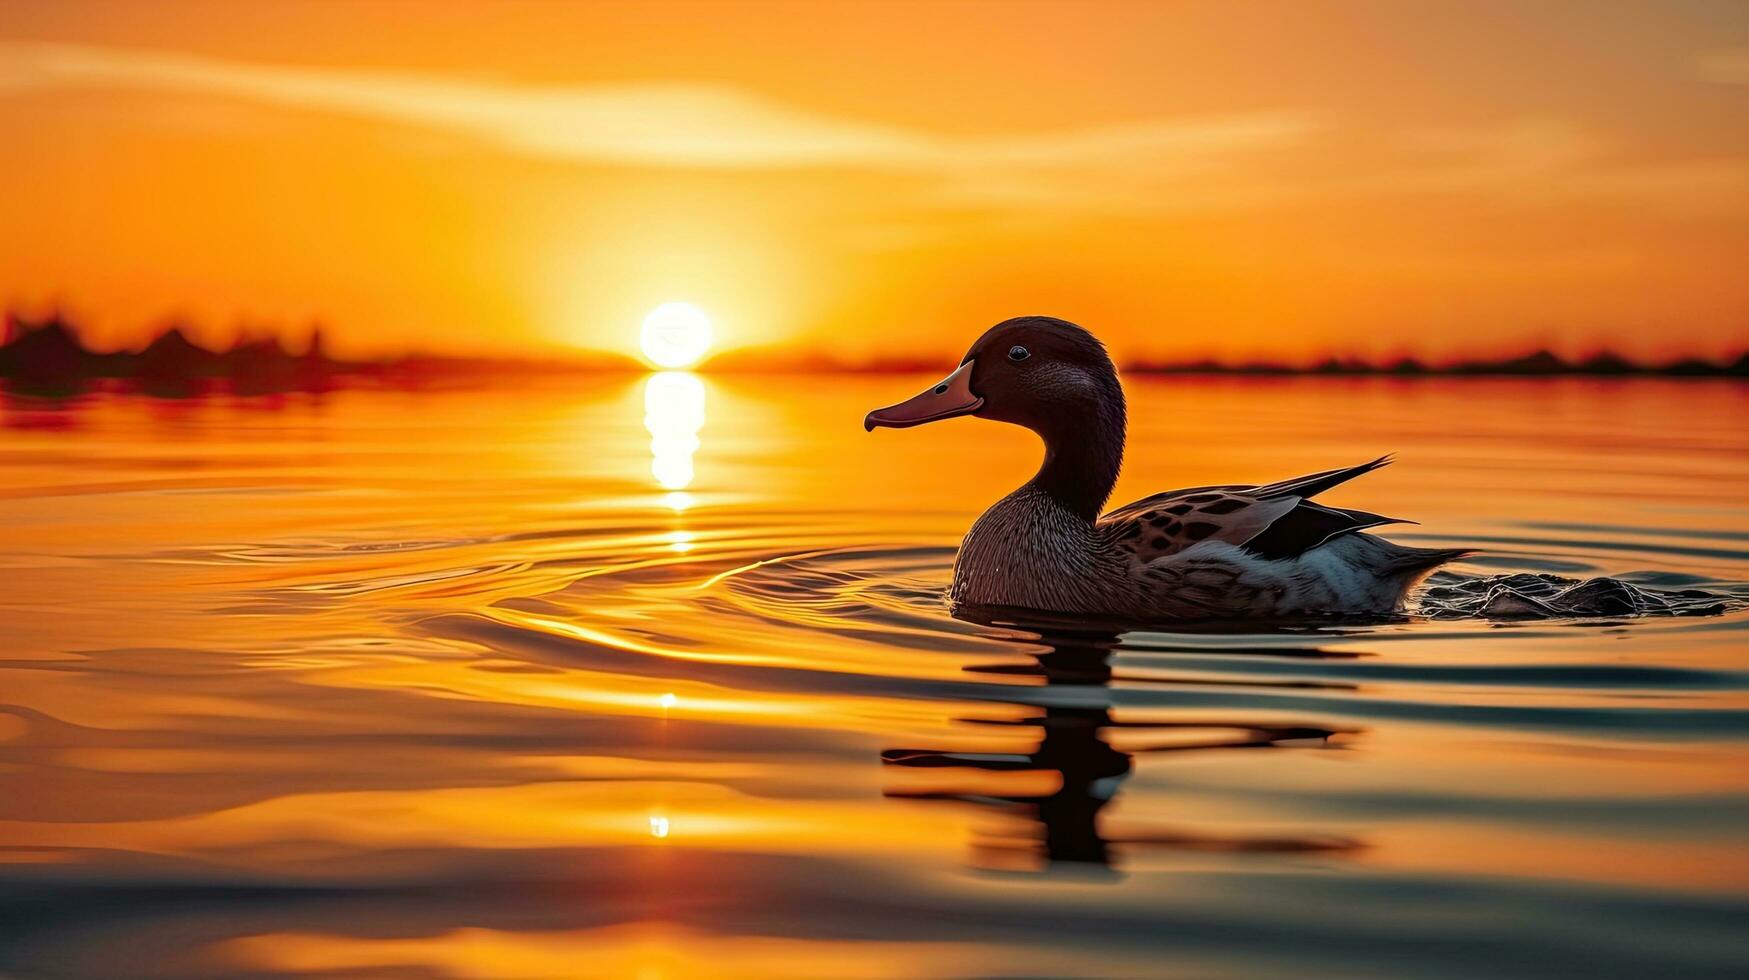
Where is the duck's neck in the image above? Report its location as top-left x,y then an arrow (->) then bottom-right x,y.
1028,387 -> 1126,523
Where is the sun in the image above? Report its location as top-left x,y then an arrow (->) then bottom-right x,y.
640,302 -> 714,369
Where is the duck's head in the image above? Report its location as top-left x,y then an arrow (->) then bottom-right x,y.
865,316 -> 1127,515
864,315 -> 1123,437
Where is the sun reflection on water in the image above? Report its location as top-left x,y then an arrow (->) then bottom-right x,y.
644,371 -> 705,492
662,490 -> 694,511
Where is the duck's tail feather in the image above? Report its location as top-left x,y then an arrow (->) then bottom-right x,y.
1382,544 -> 1477,578
1255,454 -> 1394,501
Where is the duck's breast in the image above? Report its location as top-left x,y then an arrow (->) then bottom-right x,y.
951,487 -> 1128,613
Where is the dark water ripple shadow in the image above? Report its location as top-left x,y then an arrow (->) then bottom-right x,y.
2,847 -> 1744,980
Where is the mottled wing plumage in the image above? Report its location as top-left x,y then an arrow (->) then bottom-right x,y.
1099,485 -> 1252,524
1099,456 -> 1409,563
1099,489 -> 1301,562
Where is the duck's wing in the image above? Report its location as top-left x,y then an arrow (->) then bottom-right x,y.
1098,456 -> 1408,563
1240,499 -> 1413,560
1098,488 -> 1301,561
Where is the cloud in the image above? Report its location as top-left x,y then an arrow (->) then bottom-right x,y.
0,40 -> 1315,175
1695,46 -> 1749,84
1373,117 -> 1749,214
7,41 -> 1735,221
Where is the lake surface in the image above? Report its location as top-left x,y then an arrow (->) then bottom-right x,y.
1,375 -> 1746,979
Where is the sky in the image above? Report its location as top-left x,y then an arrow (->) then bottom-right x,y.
2,0 -> 1746,364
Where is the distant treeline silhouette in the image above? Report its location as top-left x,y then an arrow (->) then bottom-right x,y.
1124,349 -> 1749,378
5,313 -> 1744,396
702,345 -> 1749,377
0,314 -> 345,395
0,313 -> 638,396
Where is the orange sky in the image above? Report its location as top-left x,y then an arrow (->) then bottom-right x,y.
2,0 -> 1746,363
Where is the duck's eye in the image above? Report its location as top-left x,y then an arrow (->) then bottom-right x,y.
1007,345 -> 1030,361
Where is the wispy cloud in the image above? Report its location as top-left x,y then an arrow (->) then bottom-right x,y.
0,40 -> 1315,174
1695,46 -> 1749,84
7,41 -> 1738,221
1370,117 -> 1749,214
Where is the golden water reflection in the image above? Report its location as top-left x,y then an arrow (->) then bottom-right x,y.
0,377 -> 1744,978
644,370 -> 705,492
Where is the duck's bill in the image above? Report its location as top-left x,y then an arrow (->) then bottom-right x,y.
863,361 -> 983,431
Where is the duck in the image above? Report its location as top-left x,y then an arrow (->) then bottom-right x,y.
863,316 -> 1470,621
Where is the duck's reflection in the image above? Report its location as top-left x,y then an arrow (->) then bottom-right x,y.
883,625 -> 1362,873
644,370 -> 705,493
884,637 -> 1129,867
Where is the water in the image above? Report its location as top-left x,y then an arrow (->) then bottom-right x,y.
1,375 -> 1745,979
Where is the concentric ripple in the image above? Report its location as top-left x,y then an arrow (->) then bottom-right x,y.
2,377 -> 1745,979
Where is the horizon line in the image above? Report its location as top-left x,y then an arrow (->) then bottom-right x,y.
4,311 -> 1745,379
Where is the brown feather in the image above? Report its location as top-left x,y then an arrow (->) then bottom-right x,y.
1098,491 -> 1301,562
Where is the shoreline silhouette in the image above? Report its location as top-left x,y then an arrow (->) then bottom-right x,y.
702,346 -> 1749,378
5,312 -> 1744,397
0,313 -> 642,395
